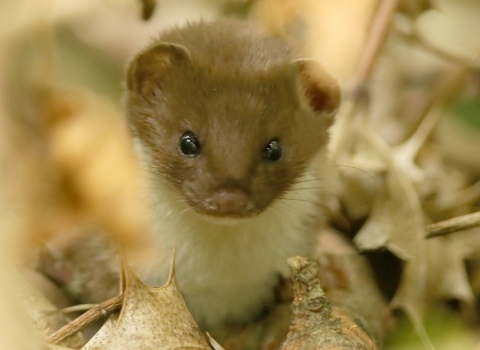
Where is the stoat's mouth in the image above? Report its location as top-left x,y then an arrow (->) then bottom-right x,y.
181,185 -> 268,224
192,208 -> 262,225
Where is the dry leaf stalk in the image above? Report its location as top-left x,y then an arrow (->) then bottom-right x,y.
46,295 -> 124,345
351,0 -> 400,95
427,211 -> 480,238
140,0 -> 157,20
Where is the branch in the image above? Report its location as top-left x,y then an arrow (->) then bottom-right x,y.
427,211 -> 480,238
46,295 -> 124,345
351,0 -> 400,97
140,0 -> 156,20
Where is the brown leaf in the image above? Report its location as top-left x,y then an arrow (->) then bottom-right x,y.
220,303 -> 292,349
0,244 -> 45,350
415,0 -> 480,67
350,119 -> 426,259
82,262 -> 210,350
354,167 -> 426,259
44,88 -> 148,252
20,276 -> 85,348
340,117 -> 476,343
140,0 -> 157,20
334,119 -> 387,219
252,0 -> 380,86
316,229 -> 392,347
207,333 -> 225,350
45,344 -> 78,350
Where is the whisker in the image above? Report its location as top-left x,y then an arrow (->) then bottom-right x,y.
289,186 -> 325,192
179,205 -> 196,216
267,205 -> 284,222
328,164 -> 375,178
278,197 -> 323,206
292,178 -> 324,185
302,166 -> 323,172
273,202 -> 303,217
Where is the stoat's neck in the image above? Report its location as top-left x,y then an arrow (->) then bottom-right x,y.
133,141 -> 326,329
136,148 -> 326,283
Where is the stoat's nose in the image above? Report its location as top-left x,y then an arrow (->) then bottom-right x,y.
208,187 -> 252,215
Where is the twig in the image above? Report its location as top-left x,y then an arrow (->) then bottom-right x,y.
140,0 -> 157,20
206,333 -> 225,350
427,211 -> 480,238
60,304 -> 99,314
351,0 -> 400,97
425,180 -> 480,213
393,26 -> 476,68
396,66 -> 467,161
46,295 -> 124,345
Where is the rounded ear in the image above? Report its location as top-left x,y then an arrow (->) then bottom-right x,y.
127,42 -> 192,95
294,59 -> 341,125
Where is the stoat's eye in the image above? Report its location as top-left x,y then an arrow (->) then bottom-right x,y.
263,139 -> 283,162
178,132 -> 200,157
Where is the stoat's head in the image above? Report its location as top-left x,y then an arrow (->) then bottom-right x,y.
125,20 -> 340,222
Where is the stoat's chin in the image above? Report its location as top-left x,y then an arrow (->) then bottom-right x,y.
194,211 -> 261,225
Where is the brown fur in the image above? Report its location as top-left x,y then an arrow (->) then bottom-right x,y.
122,20 -> 340,329
125,19 -> 338,220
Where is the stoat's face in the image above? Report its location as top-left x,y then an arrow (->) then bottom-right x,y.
125,23 -> 339,221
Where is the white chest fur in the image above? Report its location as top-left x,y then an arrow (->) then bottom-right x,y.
134,144 -> 325,329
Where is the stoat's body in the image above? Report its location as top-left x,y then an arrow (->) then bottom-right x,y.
134,142 -> 327,328
124,18 -> 340,330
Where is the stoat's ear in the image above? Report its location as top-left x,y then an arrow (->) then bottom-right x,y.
127,42 -> 192,95
295,59 -> 340,125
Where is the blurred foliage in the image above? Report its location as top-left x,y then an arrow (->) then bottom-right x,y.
0,0 -> 480,349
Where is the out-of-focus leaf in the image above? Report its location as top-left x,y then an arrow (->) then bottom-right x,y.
140,0 -> 156,20
415,0 -> 480,67
20,278 -> 85,348
334,121 -> 387,219
37,86 -> 151,263
425,237 -> 474,302
347,114 -> 476,342
353,119 -> 426,260
386,306 -> 477,350
354,166 -> 424,259
252,0 -> 380,86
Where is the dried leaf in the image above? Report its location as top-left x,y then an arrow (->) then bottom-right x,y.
207,333 -> 225,350
46,344 -> 77,350
83,263 -> 210,350
44,88 -> 148,250
353,120 -> 426,260
0,245 -> 44,350
140,0 -> 156,20
315,229 -> 391,347
415,0 -> 480,67
220,302 -> 292,349
344,115 -> 476,342
20,277 -> 85,348
425,237 -> 474,302
334,118 -> 387,219
354,167 -> 425,259
252,0 -> 380,86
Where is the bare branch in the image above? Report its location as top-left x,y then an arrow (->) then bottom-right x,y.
46,295 -> 124,345
140,0 -> 156,20
351,0 -> 400,97
427,211 -> 480,238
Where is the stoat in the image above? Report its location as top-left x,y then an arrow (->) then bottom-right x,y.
73,18 -> 340,331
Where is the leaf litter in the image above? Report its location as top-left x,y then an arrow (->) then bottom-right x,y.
83,259 -> 211,350
0,0 -> 480,349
